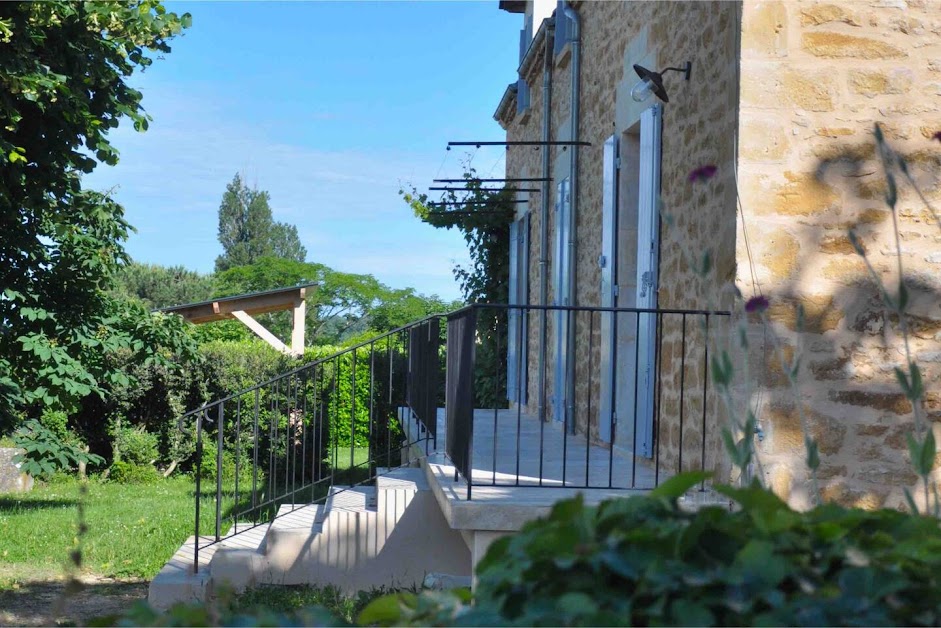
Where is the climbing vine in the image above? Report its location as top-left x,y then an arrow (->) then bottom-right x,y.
401,167 -> 516,406
401,167 -> 515,305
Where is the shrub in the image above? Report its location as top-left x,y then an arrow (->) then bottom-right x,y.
361,474 -> 941,627
196,439 -> 256,488
109,460 -> 161,484
11,419 -> 104,480
115,426 -> 160,465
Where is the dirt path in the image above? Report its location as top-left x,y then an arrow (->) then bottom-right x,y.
0,575 -> 147,626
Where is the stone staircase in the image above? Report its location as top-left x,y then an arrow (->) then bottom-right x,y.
148,467 -> 471,609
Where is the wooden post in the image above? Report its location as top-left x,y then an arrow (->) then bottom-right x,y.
291,297 -> 306,357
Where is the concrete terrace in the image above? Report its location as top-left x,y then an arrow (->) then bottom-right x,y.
403,408 -> 662,532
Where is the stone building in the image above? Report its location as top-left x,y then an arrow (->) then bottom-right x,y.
494,0 -> 941,509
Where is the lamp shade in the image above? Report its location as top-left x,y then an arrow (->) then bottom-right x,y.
632,64 -> 670,103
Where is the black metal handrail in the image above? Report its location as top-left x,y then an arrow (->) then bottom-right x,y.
176,315 -> 445,573
174,300 -> 732,572
445,303 -> 731,499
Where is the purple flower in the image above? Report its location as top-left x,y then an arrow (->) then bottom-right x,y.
933,131 -> 941,143
688,164 -> 718,183
744,295 -> 770,314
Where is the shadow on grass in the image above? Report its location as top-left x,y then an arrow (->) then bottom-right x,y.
0,578 -> 147,627
0,498 -> 77,513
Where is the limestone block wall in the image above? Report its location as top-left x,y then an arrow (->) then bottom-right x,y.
737,0 -> 941,508
503,1 -> 741,478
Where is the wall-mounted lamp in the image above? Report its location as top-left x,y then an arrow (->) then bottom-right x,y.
630,61 -> 692,103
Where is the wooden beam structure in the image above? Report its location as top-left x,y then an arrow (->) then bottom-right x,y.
159,283 -> 316,357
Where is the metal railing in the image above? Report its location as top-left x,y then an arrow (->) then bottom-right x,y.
177,315 -> 444,573
175,301 -> 731,570
445,303 -> 731,499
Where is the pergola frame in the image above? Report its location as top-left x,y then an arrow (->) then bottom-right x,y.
159,283 -> 317,357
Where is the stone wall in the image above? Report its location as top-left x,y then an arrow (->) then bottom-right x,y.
502,1 -> 741,478
737,0 -> 941,509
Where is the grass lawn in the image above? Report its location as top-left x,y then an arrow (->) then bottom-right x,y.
0,447 -> 380,588
0,477 -> 214,586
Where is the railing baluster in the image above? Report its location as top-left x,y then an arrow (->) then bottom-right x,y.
562,308 -> 570,488
368,341 -> 375,472
351,348 -> 357,477
515,308 -> 524,487
288,372 -> 295,510
701,315 -> 710,491
492,308 -> 500,486
387,334 -> 393,470
301,369 -> 309,504
194,411 -> 203,573
234,396 -> 241,534
268,379 -> 277,502
631,313 -> 641,489
655,312 -> 664,488
252,389 -> 259,525
608,309 -> 619,489
586,311 -> 593,489
678,313 -> 688,476
331,356 -> 338,487
215,402 -> 224,542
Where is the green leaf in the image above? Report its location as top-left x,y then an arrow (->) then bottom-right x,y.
649,471 -> 712,501
909,363 -> 924,400
556,592 -> 598,617
357,594 -> 406,626
906,431 -> 936,477
671,599 -> 716,627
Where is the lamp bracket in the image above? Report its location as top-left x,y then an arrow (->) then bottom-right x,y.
661,61 -> 692,81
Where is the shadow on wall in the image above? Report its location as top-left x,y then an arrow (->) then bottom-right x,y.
742,133 -> 941,510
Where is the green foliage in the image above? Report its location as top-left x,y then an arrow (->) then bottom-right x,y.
0,1 -> 192,426
401,168 -> 512,406
196,438 -> 256,487
363,477 -> 941,626
402,168 -> 513,305
215,174 -> 307,272
11,419 -> 103,479
94,584 -> 399,626
114,262 -> 216,310
115,427 -> 159,465
97,598 -> 342,627
109,460 -> 161,484
216,256 -> 450,346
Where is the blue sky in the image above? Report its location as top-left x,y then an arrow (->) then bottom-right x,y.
84,1 -> 520,301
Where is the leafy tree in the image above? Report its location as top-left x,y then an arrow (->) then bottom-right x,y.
270,221 -> 307,264
114,261 -> 215,310
0,1 -> 194,429
215,174 -> 307,271
215,257 -> 448,345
